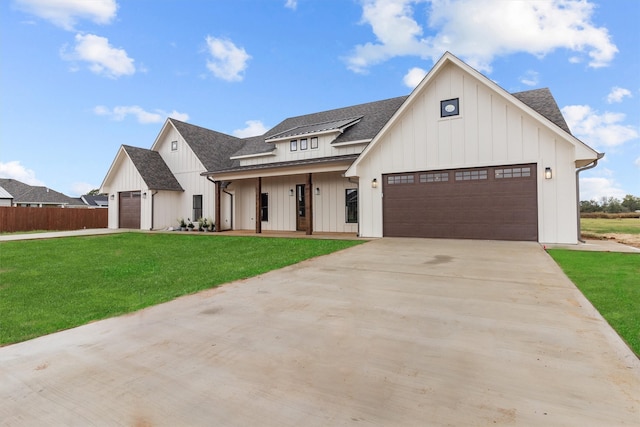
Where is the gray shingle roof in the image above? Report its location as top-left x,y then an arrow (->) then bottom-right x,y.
0,178 -> 83,206
512,88 -> 571,134
265,116 -> 363,141
225,96 -> 408,162
169,119 -> 246,171
123,145 -> 184,191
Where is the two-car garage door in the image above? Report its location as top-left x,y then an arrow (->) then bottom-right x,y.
383,164 -> 538,241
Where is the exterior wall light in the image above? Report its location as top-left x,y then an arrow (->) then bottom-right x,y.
371,178 -> 378,188
142,192 -> 147,199
110,194 -> 115,200
545,167 -> 552,179
315,187 -> 320,195
289,189 -> 294,196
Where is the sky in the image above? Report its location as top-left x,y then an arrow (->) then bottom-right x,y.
1,0 -> 638,200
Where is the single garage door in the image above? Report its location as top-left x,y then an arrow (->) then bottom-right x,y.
383,164 -> 538,241
119,191 -> 141,229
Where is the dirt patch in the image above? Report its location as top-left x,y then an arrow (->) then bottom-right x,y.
583,233 -> 640,249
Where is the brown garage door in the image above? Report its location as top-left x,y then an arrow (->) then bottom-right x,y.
119,191 -> 141,229
383,164 -> 538,241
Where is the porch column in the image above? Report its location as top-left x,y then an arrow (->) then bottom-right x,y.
306,173 -> 313,235
255,177 -> 262,234
215,181 -> 221,232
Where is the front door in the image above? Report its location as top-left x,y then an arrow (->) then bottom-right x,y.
296,184 -> 307,231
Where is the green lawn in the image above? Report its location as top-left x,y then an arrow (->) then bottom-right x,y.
580,217 -> 640,235
548,249 -> 640,356
0,233 -> 364,345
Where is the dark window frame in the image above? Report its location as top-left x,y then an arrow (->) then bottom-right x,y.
311,137 -> 318,149
345,189 -> 358,223
260,193 -> 269,222
300,138 -> 308,150
290,140 -> 297,151
193,195 -> 203,220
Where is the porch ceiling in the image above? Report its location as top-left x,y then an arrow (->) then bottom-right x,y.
203,154 -> 358,181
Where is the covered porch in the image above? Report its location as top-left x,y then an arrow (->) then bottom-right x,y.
204,156 -> 359,236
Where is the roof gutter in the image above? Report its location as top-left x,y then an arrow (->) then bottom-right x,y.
576,153 -> 604,243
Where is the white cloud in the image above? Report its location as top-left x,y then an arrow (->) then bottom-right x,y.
285,0 -> 297,10
403,67 -> 427,88
205,36 -> 251,82
94,105 -> 189,124
561,105 -> 639,148
346,0 -> 618,73
606,86 -> 632,104
15,0 -> 117,30
635,157 -> 640,168
233,120 -> 269,138
62,33 -> 135,78
579,176 -> 627,201
70,182 -> 95,197
0,161 -> 45,186
519,70 -> 539,86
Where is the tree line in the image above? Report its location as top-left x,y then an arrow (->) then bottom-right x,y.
580,195 -> 640,213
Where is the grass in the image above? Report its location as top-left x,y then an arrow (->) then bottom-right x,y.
580,217 -> 640,235
548,249 -> 640,356
0,233 -> 364,345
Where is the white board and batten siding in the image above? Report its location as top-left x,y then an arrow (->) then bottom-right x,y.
354,62 -> 580,244
239,132 -> 366,167
229,172 -> 358,233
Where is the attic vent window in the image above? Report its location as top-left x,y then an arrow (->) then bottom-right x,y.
171,141 -> 178,151
440,98 -> 459,118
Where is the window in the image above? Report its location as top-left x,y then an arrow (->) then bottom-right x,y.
193,195 -> 202,220
455,170 -> 487,181
345,189 -> 358,223
387,175 -> 415,184
440,98 -> 460,118
420,172 -> 449,183
290,140 -> 297,151
495,167 -> 531,179
311,137 -> 318,149
300,138 -> 308,150
260,193 -> 269,222
171,141 -> 178,151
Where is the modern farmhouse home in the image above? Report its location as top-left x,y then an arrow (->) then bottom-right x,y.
100,52 -> 601,244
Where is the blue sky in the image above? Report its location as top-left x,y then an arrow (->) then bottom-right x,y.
1,0 -> 638,200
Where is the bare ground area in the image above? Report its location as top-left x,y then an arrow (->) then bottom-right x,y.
583,233 -> 640,249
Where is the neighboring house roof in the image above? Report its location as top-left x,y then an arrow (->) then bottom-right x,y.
0,178 -> 83,206
122,145 -> 184,191
512,88 -> 571,134
81,194 -> 109,207
169,119 -> 246,171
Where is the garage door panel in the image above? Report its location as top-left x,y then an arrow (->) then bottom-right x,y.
383,164 -> 537,241
119,191 -> 141,229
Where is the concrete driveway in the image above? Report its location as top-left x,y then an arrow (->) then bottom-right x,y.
1,238 -> 638,426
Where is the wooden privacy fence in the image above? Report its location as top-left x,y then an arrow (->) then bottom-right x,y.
0,206 -> 108,233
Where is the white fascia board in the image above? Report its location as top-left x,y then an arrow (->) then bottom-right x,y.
149,118 -> 175,151
332,139 -> 371,147
230,150 -> 276,160
99,145 -> 129,193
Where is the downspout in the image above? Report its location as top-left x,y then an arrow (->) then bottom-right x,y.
575,153 -> 604,243
150,191 -> 158,230
222,182 -> 233,231
206,176 -> 233,231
